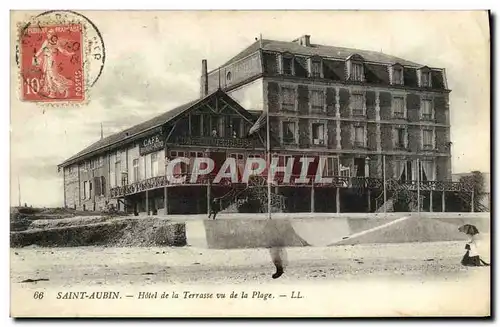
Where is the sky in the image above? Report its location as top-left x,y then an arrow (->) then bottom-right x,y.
9,10 -> 490,207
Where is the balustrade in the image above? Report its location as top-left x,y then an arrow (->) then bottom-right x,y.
109,174 -> 471,198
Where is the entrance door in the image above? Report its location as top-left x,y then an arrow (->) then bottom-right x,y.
354,158 -> 365,177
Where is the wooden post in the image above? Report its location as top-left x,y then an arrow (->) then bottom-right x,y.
310,184 -> 315,213
336,188 -> 340,213
207,182 -> 211,214
367,189 -> 371,212
429,190 -> 433,212
442,190 -> 446,212
164,186 -> 168,215
146,190 -> 149,215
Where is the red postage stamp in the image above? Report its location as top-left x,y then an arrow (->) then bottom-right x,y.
19,24 -> 85,103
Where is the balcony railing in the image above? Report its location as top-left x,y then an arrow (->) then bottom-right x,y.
421,114 -> 433,121
352,109 -> 365,117
393,112 -> 406,119
169,136 -> 260,148
109,174 -> 472,198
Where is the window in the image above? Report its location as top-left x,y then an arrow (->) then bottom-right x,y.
311,60 -> 321,78
312,123 -> 325,145
351,94 -> 365,116
351,62 -> 363,81
98,157 -> 104,167
281,87 -> 296,111
310,90 -> 325,111
282,122 -> 296,144
100,176 -> 106,196
237,154 -> 244,160
170,151 -> 177,158
89,181 -> 93,198
421,99 -> 433,120
392,67 -> 403,85
395,128 -> 406,148
420,71 -> 431,87
113,153 -> 122,187
83,181 -> 87,199
393,97 -> 405,118
133,159 -> 139,182
191,115 -> 201,137
354,126 -> 365,147
90,159 -> 95,170
210,116 -> 224,137
121,172 -> 128,186
282,56 -> 293,75
422,129 -> 434,149
231,117 -> 241,138
197,152 -> 203,157
202,114 -> 210,136
151,153 -> 159,177
325,156 -> 339,176
226,71 -> 232,81
114,161 -> 121,187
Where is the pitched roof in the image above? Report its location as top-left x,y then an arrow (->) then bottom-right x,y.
221,38 -> 423,68
59,91 -> 216,168
59,89 -> 264,168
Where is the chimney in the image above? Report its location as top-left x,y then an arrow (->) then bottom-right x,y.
295,35 -> 311,47
201,59 -> 208,97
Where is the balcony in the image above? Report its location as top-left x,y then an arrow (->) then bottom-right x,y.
169,136 -> 260,148
109,174 -> 472,198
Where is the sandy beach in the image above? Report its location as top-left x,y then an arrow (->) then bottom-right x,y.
10,241 -> 491,317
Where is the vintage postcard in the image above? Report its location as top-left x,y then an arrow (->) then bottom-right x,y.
10,10 -> 491,317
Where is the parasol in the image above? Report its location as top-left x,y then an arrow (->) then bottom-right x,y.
458,224 -> 479,236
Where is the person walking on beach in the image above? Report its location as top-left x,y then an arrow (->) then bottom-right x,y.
208,197 -> 221,220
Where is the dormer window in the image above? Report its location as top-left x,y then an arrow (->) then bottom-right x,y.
351,62 -> 363,81
347,54 -> 365,82
282,54 -> 294,76
391,64 -> 404,85
418,66 -> 432,88
309,56 -> 322,78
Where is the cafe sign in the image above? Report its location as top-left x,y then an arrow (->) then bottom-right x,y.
139,133 -> 165,156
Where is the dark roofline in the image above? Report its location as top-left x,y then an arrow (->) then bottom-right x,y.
57,89 -> 223,169
208,37 -> 445,76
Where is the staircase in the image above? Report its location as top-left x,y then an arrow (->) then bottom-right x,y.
219,185 -> 286,214
375,181 -> 425,213
376,198 -> 394,213
455,191 -> 490,212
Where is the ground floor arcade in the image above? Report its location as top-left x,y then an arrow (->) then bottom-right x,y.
113,183 -> 477,216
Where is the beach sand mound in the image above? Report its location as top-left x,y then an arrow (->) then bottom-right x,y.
10,217 -> 186,248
